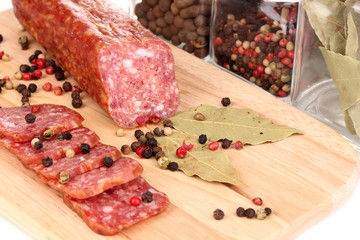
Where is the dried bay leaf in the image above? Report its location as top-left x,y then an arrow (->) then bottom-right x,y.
154,130 -> 246,187
169,104 -> 303,145
345,12 -> 359,58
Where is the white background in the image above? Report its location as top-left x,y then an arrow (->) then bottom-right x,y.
0,0 -> 360,239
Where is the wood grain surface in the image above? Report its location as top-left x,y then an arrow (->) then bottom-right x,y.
0,9 -> 359,240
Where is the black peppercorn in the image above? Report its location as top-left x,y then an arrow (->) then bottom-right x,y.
152,146 -> 162,155
244,208 -> 256,218
0,79 -> 5,87
131,141 -> 141,152
64,132 -> 72,140
72,98 -> 82,108
28,83 -> 37,93
55,70 -> 65,81
221,138 -> 232,149
71,90 -> 80,99
134,129 -> 144,139
236,207 -> 245,217
29,65 -> 37,73
0,87 -> 2,94
163,119 -> 173,128
21,96 -> 29,105
264,207 -> 272,216
19,64 -> 31,73
141,191 -> 153,203
213,209 -> 225,220
42,157 -> 53,167
153,127 -> 163,136
103,157 -> 114,167
145,132 -> 154,139
146,138 -> 158,148
199,134 -> 207,144
62,81 -> 72,92
168,162 -> 178,171
57,132 -> 64,141
221,97 -> 231,107
121,144 -> 131,155
45,59 -> 56,68
16,84 -> 26,93
0,34 -> 3,43
21,89 -> 31,97
34,50 -> 42,57
142,148 -> 153,159
28,54 -> 36,64
155,150 -> 165,159
25,113 -> 36,123
81,143 -> 91,154
34,141 -> 43,150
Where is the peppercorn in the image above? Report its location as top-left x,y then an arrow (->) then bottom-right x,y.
130,196 -> 141,206
208,141 -> 219,151
25,113 -> 36,123
168,162 -> 178,171
21,89 -> 31,97
146,138 -> 158,148
81,143 -> 91,154
72,98 -> 82,108
46,59 -> 56,68
213,209 -> 225,220
221,138 -> 232,149
21,96 -> 29,105
142,148 -> 153,159
45,66 -> 54,75
55,70 -> 65,81
42,157 -> 53,167
5,80 -> 13,90
134,129 -> 144,139
16,84 -> 26,93
138,135 -> 147,145
29,65 -> 37,73
252,197 -> 263,206
116,128 -> 124,137
56,132 -> 64,141
152,146 -> 162,155
145,132 -> 154,139
66,149 -> 75,158
199,134 -> 207,144
131,141 -> 141,152
163,127 -> 172,136
244,208 -> 256,218
0,34 -> 2,43
43,129 -> 54,139
34,141 -> 43,150
236,207 -> 245,217
153,127 -> 163,136
103,157 -> 114,167
31,137 -> 41,147
34,50 -> 42,57
64,132 -> 72,140
71,90 -> 80,99
256,208 -> 267,220
221,97 -> 231,107
28,55 -> 36,64
59,171 -> 70,184
176,147 -> 187,158
163,119 -> 173,128
19,64 -> 31,73
142,191 -> 153,203
25,84 -> 36,94
234,141 -> 243,150
121,145 -> 131,155
155,150 -> 165,159
265,207 -> 272,216
194,113 -> 205,121
18,36 -> 29,50
0,79 -> 5,87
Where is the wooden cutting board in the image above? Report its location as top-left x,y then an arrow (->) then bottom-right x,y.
0,9 -> 359,240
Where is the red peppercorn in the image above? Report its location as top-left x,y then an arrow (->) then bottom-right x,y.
253,69 -> 261,78
182,140 -> 194,151
45,66 -> 54,75
254,34 -> 262,42
264,33 -> 274,43
22,72 -> 31,81
42,82 -> 52,91
278,48 -> 287,58
266,53 -> 274,62
213,36 -> 223,47
287,50 -> 295,59
231,46 -> 237,54
176,147 -> 187,158
245,49 -> 251,57
31,58 -> 36,65
136,116 -> 149,126
252,197 -> 263,206
135,145 -> 148,158
208,141 -> 219,151
223,63 -> 230,70
0,51 -> 4,59
3,76 -> 10,81
281,57 -> 292,66
277,89 -> 287,98
238,46 -> 245,55
35,58 -> 46,69
71,86 -> 80,92
31,105 -> 41,113
31,69 -> 42,79
279,38 -> 288,47
256,65 -> 265,74
271,71 -> 280,80
54,86 -> 63,96
248,62 -> 257,70
130,196 -> 141,206
148,115 -> 161,124
234,141 -> 243,150
240,67 -> 245,74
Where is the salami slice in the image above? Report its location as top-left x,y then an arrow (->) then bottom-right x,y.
0,104 -> 84,142
63,177 -> 170,235
12,0 -> 180,128
34,143 -> 121,180
41,157 -> 143,199
0,127 -> 99,167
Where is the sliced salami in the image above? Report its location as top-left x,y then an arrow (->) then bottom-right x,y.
34,143 -> 121,180
41,157 -> 143,199
63,177 -> 170,235
0,127 -> 99,167
12,0 -> 180,128
0,104 -> 84,142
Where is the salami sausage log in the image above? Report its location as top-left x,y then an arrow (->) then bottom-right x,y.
12,0 -> 180,128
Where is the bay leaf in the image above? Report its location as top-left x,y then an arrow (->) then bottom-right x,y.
153,129 -> 246,187
345,12 -> 359,58
169,104 -> 303,145
329,30 -> 346,54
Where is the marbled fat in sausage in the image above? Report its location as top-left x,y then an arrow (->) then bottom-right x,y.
12,0 -> 180,128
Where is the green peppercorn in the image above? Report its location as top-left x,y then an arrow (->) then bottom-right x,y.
25,113 -> 36,123
72,98 -> 82,108
153,127 -> 163,136
134,129 -> 144,139
16,84 -> 26,93
145,132 -> 154,139
163,119 -> 173,128
146,138 -> 157,148
265,207 -> 272,216
59,171 -> 70,184
199,134 -> 207,144
138,135 -> 147,145
121,144 -> 131,155
81,143 -> 90,154
221,138 -> 232,149
157,157 -> 170,169
103,157 -> 114,167
155,150 -> 165,159
142,148 -> 153,159
256,208 -> 267,220
141,191 -> 153,203
64,132 -> 72,140
244,208 -> 255,219
28,83 -> 37,93
43,129 -> 54,139
131,141 -> 141,152
168,162 -> 178,171
221,97 -> 231,107
71,90 -> 80,99
18,36 -> 29,50
42,157 -> 53,167
34,141 -> 43,150
19,64 -> 31,73
213,209 -> 225,220
55,70 -> 65,81
236,207 -> 245,217
57,132 -> 64,141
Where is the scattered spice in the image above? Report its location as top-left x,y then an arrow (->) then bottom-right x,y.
59,171 -> 70,184
148,115 -> 161,124
42,82 -> 52,91
208,141 -> 219,151
21,89 -> 31,98
130,196 -> 141,206
31,137 -> 40,147
234,141 -> 243,150
14,71 -> 22,80
103,157 -> 114,167
121,145 -> 131,155
66,149 -> 75,158
221,138 -> 232,149
116,128 -> 125,137
62,81 -> 72,92
81,143 -> 91,154
142,148 -> 153,159
131,141 -> 141,152
146,138 -> 158,148
72,98 -> 82,108
176,147 -> 187,158
158,157 -> 170,169
45,66 -> 54,75
256,208 -> 267,220
53,86 -> 63,96
16,84 -> 26,93
135,145 -> 148,158
136,116 -> 148,126
31,69 -> 42,79
138,135 -> 147,145
163,127 -> 172,136
182,140 -> 194,151
252,197 -> 263,206
18,36 -> 29,50
4,79 -> 13,89
167,161 -> 178,171
28,83 -> 37,93
213,209 -> 225,220
25,113 -> 36,123
33,141 -> 43,150
265,207 -> 272,216
134,129 -> 144,139
43,129 -> 54,139
0,34 -> 2,43
21,96 -> 29,105
55,70 -> 65,81
13,81 -> 20,90
155,150 -> 165,159
221,97 -> 231,107
141,191 -> 153,203
236,207 -> 245,217
194,112 -> 205,121
64,132 -> 72,140
163,119 -> 173,128
145,131 -> 154,139
198,134 -> 207,144
42,157 -> 53,167
153,127 -> 163,136
244,208 -> 256,219
71,90 -> 80,99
